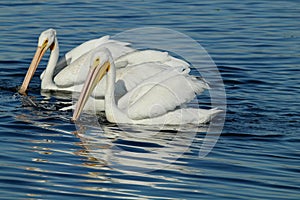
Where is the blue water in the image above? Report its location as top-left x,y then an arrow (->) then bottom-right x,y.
1,0 -> 300,199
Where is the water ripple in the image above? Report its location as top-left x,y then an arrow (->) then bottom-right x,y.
1,0 -> 300,199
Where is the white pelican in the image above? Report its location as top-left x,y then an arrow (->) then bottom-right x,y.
72,49 -> 221,125
68,49 -> 191,111
18,28 -> 134,94
18,29 -> 190,112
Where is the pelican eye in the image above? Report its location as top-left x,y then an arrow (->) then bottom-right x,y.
93,57 -> 100,68
41,39 -> 49,48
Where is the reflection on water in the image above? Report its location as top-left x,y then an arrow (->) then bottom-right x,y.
11,105 -> 214,199
2,85 -> 300,199
74,116 -> 210,174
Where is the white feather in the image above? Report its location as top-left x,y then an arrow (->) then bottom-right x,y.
118,67 -> 208,120
54,41 -> 134,87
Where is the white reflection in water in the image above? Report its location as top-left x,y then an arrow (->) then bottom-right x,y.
74,116 -> 209,174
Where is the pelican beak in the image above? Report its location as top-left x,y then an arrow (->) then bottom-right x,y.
18,41 -> 49,94
72,59 -> 110,121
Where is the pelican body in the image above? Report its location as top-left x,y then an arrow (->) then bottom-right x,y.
72,49 -> 221,125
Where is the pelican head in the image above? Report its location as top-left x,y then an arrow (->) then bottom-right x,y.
19,28 -> 57,94
38,29 -> 56,48
72,49 -> 111,121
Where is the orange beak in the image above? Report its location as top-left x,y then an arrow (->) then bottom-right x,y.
72,59 -> 110,121
19,42 -> 48,94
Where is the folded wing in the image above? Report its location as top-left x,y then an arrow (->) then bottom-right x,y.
118,67 -> 209,120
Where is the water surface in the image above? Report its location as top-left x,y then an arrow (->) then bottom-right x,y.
0,0 -> 299,199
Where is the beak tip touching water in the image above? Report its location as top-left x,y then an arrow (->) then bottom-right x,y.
70,117 -> 76,123
71,113 -> 80,122
18,86 -> 27,95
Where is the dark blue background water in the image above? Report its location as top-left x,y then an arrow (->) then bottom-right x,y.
0,0 -> 299,199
